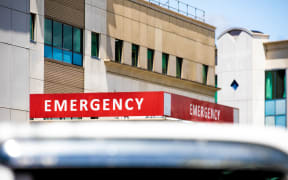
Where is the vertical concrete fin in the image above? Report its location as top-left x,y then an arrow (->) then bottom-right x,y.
164,92 -> 171,116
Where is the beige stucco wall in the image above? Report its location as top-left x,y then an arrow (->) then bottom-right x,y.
106,0 -> 216,85
264,41 -> 288,70
106,0 -> 215,64
264,40 -> 288,60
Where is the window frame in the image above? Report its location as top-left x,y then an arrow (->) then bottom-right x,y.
147,49 -> 154,71
44,18 -> 83,66
265,70 -> 287,128
162,53 -> 169,75
176,57 -> 183,79
215,75 -> 218,103
91,32 -> 100,59
115,39 -> 123,63
30,13 -> 36,42
132,44 -> 139,67
202,64 -> 208,85
265,70 -> 286,100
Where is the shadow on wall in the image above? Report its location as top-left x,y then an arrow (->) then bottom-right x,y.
0,0 -> 30,33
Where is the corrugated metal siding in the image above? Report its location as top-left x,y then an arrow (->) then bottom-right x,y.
45,0 -> 84,28
44,59 -> 84,94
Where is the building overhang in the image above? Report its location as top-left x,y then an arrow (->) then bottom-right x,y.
217,27 -> 269,40
104,60 -> 219,97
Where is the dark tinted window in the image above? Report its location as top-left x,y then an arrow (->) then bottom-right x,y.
44,18 -> 83,66
132,44 -> 139,67
30,14 -> 36,41
266,70 -> 286,99
53,21 -> 62,48
91,32 -> 99,58
63,24 -> 73,51
73,27 -> 82,53
115,40 -> 123,63
176,57 -> 182,78
44,19 -> 52,45
162,53 -> 169,75
147,49 -> 154,71
202,65 -> 208,84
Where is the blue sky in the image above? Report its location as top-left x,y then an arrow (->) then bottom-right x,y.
169,0 -> 288,41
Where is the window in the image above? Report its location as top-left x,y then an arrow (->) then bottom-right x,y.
115,39 -> 123,63
147,49 -> 154,71
265,70 -> 286,128
44,19 -> 52,45
215,75 -> 218,103
265,70 -> 286,100
202,65 -> 208,84
44,18 -> 83,66
162,53 -> 169,75
91,32 -> 99,58
30,13 -> 36,41
176,57 -> 183,78
63,24 -> 73,63
230,80 -> 239,91
132,44 -> 139,67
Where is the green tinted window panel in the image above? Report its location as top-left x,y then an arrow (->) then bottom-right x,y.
73,27 -> 82,53
266,70 -> 286,100
147,49 -> 154,71
265,71 -> 273,100
162,53 -> 168,75
215,75 -> 218,103
275,70 -> 286,99
53,21 -> 62,48
44,19 -> 52,45
202,65 -> 208,84
91,33 -> 99,57
63,24 -> 73,51
115,40 -> 123,63
132,44 -> 139,67
30,14 -> 35,41
176,57 -> 182,78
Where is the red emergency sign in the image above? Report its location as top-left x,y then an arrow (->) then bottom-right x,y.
30,92 -> 164,118
30,92 -> 235,123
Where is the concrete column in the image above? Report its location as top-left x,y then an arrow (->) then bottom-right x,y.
122,41 -> 132,65
84,30 -> 91,57
100,34 -> 115,61
207,66 -> 215,86
167,55 -> 176,77
182,60 -> 202,83
84,30 -> 108,92
153,50 -> 162,73
138,46 -> 147,69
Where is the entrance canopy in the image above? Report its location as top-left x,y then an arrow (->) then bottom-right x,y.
30,92 -> 238,123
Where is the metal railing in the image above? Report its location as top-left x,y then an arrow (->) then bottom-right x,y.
147,0 -> 205,22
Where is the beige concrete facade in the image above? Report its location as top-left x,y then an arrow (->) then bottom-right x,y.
264,40 -> 288,70
105,0 -> 216,82
264,40 -> 288,60
106,0 -> 215,58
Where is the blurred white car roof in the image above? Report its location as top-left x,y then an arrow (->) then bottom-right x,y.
0,121 -> 287,154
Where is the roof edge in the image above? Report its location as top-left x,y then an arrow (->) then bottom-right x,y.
217,27 -> 269,40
